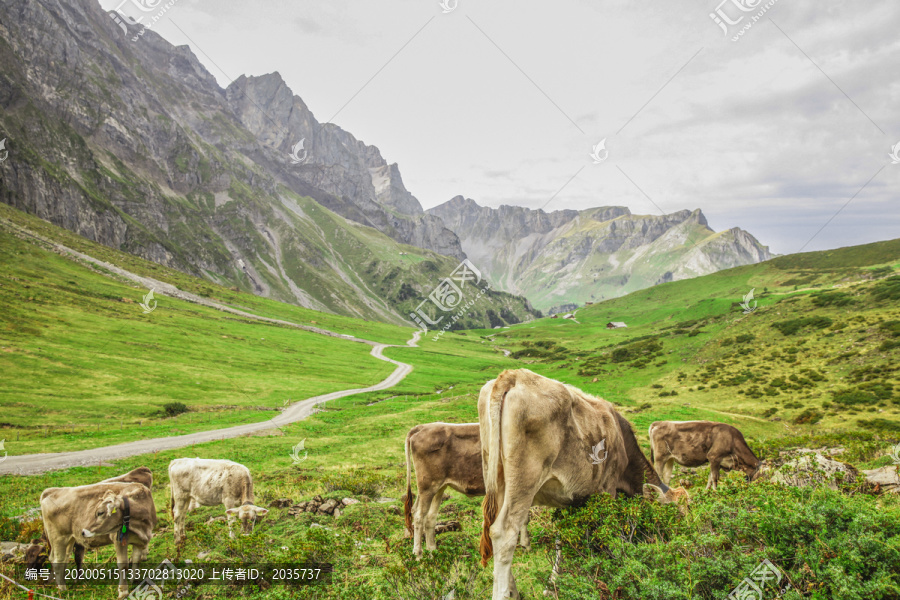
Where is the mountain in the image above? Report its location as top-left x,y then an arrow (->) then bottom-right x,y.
0,0 -> 538,326
428,196 -> 772,311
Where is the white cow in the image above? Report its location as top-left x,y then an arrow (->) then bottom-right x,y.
168,458 -> 268,544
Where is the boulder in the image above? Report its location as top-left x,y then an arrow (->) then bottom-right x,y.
341,498 -> 359,506
434,521 -> 461,535
269,498 -> 292,508
766,453 -> 858,489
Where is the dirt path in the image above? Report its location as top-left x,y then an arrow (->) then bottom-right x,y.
0,331 -> 420,475
0,221 -> 423,475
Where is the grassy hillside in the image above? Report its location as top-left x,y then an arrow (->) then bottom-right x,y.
2,236 -> 899,600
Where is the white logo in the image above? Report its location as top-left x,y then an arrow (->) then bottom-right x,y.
728,558 -> 790,599
289,139 -> 309,164
0,439 -> 7,464
290,439 -> 308,463
890,142 -> 900,165
439,0 -> 458,13
0,138 -> 8,163
588,439 -> 608,464
127,579 -> 163,600
590,139 -> 609,164
890,442 -> 900,465
140,289 -> 157,314
740,288 -> 757,314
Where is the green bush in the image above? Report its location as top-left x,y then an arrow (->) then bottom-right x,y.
163,402 -> 189,417
793,408 -> 822,424
547,484 -> 900,600
771,316 -> 834,336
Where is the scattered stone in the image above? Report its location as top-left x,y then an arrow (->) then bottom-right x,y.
15,508 -> 41,522
206,516 -> 227,524
309,523 -> 331,530
342,498 -> 359,506
269,498 -> 293,508
333,508 -> 341,518
318,499 -> 339,514
375,497 -> 396,503
434,521 -> 461,535
862,466 -> 900,494
197,551 -> 211,560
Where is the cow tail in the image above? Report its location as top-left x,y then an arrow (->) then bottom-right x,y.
169,482 -> 174,521
648,424 -> 655,464
403,430 -> 414,535
480,370 -> 515,566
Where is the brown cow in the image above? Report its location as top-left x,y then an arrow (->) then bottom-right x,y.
40,481 -> 157,599
478,369 -> 686,600
649,420 -> 762,490
27,467 -> 153,572
402,422 -> 530,557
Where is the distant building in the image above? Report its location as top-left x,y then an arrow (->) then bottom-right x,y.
606,321 -> 627,329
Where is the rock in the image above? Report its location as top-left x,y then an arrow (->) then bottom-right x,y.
206,516 -> 227,524
309,523 -> 331,531
375,497 -> 396,504
342,498 -> 359,506
434,521 -> 461,535
15,508 -> 41,522
862,466 -> 900,494
333,508 -> 341,518
318,499 -> 339,514
313,495 -> 324,503
197,552 -> 211,560
269,498 -> 293,508
765,453 -> 858,489
0,542 -> 27,555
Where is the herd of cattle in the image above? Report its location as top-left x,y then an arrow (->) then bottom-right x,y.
23,368 -> 762,600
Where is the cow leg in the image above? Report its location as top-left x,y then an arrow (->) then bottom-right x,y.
73,543 -> 85,578
412,489 -> 436,557
423,486 -> 445,552
48,538 -> 72,591
707,459 -> 721,490
662,457 -> 676,485
517,513 -> 531,551
114,539 -> 130,599
173,495 -> 191,545
490,491 -> 533,599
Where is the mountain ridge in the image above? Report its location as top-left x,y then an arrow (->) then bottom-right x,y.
428,196 -> 772,310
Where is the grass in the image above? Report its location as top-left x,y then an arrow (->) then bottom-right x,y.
1,204 -> 899,599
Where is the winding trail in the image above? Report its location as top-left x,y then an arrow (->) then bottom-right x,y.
0,331 -> 420,475
0,220 -> 422,475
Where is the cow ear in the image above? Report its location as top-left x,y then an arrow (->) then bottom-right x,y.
225,508 -> 239,515
255,508 -> 269,516
642,483 -> 665,501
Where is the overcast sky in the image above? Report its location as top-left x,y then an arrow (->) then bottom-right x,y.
101,0 -> 899,256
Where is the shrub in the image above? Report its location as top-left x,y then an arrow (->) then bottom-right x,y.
321,469 -> 391,496
771,316 -> 834,336
793,408 -> 822,424
832,389 -> 878,406
163,402 -> 189,417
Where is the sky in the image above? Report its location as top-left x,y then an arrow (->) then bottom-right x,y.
100,0 -> 899,256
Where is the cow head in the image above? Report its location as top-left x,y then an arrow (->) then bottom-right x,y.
25,539 -> 48,570
643,483 -> 690,507
226,502 -> 268,534
745,459 -> 764,482
81,490 -> 127,539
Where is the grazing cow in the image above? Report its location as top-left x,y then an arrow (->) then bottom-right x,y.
28,467 -> 154,572
478,369 -> 686,600
402,422 -> 530,557
649,420 -> 762,490
40,481 -> 157,599
168,458 -> 268,544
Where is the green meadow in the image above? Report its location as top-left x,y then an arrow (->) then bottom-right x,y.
1,203 -> 899,599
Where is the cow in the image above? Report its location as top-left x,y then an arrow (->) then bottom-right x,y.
478,369 -> 687,600
402,422 -> 530,557
39,481 -> 157,599
649,420 -> 763,490
168,458 -> 268,544
28,467 -> 154,572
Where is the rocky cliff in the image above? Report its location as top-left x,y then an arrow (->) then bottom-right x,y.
429,197 -> 772,311
0,0 -> 532,327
